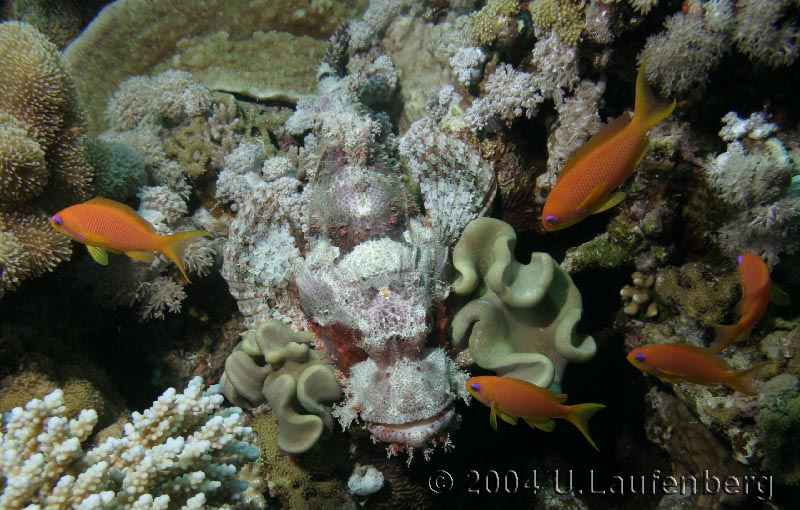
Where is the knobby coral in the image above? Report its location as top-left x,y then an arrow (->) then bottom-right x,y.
0,21 -> 93,298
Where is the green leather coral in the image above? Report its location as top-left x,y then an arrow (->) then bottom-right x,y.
221,320 -> 342,454
451,218 -> 596,390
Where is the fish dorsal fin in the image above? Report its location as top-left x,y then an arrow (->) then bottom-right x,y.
85,197 -> 156,233
525,418 -> 556,432
87,245 -> 109,265
558,115 -> 632,182
125,250 -> 156,263
590,191 -> 626,215
522,380 -> 568,404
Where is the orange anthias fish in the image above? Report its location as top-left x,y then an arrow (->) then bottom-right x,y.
541,61 -> 676,231
50,197 -> 211,282
709,253 -> 771,353
626,343 -> 763,395
466,375 -> 605,450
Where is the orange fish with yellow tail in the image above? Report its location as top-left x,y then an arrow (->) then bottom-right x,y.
50,197 -> 211,283
627,343 -> 764,395
541,61 -> 675,231
709,253 -> 771,353
466,375 -> 605,451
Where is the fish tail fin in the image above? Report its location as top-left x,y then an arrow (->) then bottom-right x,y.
632,60 -> 676,132
565,403 -> 606,451
159,230 -> 212,283
725,363 -> 767,396
709,324 -> 748,353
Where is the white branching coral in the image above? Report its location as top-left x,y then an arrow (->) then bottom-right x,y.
705,111 -> 800,266
640,11 -> 729,96
0,377 -> 258,509
465,63 -> 544,131
105,70 -> 212,131
734,0 -> 800,68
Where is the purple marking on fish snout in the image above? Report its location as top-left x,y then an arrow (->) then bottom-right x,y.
51,215 -> 62,226
635,353 -> 646,362
737,255 -> 743,264
470,382 -> 481,391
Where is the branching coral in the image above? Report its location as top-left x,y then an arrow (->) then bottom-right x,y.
0,377 -> 258,509
451,218 -> 596,390
464,63 -> 544,132
704,111 -> 800,266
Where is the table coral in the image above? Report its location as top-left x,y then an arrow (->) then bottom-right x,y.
221,320 -> 341,454
62,0 -> 370,133
451,218 -> 596,390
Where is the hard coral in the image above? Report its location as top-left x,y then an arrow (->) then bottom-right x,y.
0,21 -> 93,297
451,218 -> 596,390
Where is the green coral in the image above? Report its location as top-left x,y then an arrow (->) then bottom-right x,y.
450,218 -> 596,391
561,217 -> 642,272
468,0 -> 520,46
220,320 -> 342,454
757,374 -> 800,485
83,138 -> 147,202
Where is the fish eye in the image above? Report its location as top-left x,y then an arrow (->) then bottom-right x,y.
545,215 -> 558,225
634,353 -> 646,362
51,215 -> 62,226
469,382 -> 480,391
736,255 -> 743,265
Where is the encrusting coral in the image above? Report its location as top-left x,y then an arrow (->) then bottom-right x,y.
221,320 -> 342,454
0,377 -> 258,509
0,21 -> 93,298
451,217 -> 597,391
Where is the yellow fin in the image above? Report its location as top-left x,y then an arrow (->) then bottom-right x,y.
87,245 -> 109,265
578,182 -> 610,212
559,115 -> 632,182
489,401 -> 499,431
125,250 -> 156,263
725,363 -> 766,395
157,229 -> 212,283
565,403 -> 605,451
524,418 -> 556,432
590,191 -> 627,214
632,59 -> 676,132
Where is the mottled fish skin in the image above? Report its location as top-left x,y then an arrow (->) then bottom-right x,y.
50,197 -> 211,282
626,343 -> 764,395
466,375 -> 605,450
541,61 -> 675,231
710,253 -> 771,352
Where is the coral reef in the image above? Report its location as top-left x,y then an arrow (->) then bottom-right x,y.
0,377 -> 258,509
221,321 -> 341,454
451,218 -> 596,390
0,21 -> 93,298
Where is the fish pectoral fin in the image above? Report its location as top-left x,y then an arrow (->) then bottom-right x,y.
498,411 -> 518,426
125,250 -> 156,263
655,368 -> 688,384
524,418 -> 556,432
489,402 -> 499,431
590,191 -> 626,214
87,245 -> 109,265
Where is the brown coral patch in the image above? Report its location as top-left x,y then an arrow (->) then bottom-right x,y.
654,263 -> 741,326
